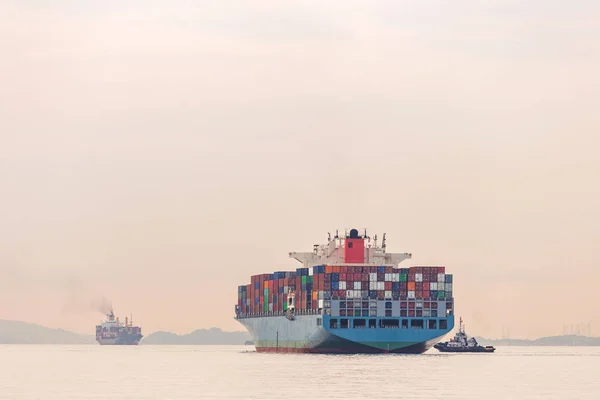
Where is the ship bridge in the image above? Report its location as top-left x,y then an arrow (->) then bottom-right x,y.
289,229 -> 411,268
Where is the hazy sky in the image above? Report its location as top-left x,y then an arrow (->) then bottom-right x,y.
1,1 -> 599,339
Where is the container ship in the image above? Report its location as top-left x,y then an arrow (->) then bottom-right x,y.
234,229 -> 455,354
95,308 -> 143,345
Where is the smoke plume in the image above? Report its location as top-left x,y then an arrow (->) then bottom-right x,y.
90,296 -> 113,315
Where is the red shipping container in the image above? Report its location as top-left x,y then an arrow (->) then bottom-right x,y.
438,266 -> 446,274
348,281 -> 354,290
416,282 -> 423,290
385,282 -> 392,290
339,290 -> 346,299
423,290 -> 430,299
377,291 -> 385,300
423,282 -> 430,291
416,290 -> 423,299
409,310 -> 416,317
385,266 -> 392,273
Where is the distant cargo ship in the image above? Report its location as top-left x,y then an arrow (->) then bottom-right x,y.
234,229 -> 455,354
95,308 -> 142,345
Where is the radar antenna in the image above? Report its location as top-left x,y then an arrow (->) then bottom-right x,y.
382,233 -> 387,252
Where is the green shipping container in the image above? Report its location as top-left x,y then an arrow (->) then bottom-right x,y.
302,276 -> 307,284
307,276 -> 313,284
399,274 -> 407,282
263,302 -> 268,312
264,288 -> 269,295
283,302 -> 288,311
438,291 -> 446,299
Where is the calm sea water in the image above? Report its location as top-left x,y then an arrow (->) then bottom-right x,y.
0,345 -> 598,399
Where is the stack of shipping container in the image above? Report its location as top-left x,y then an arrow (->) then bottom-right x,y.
237,266 -> 453,318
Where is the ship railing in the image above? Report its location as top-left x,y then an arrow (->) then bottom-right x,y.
236,309 -> 323,319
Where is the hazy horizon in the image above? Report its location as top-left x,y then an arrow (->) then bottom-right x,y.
1,1 -> 599,339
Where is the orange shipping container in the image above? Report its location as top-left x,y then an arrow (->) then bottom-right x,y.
408,282 -> 416,291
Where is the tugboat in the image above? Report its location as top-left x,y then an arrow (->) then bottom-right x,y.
434,317 -> 495,353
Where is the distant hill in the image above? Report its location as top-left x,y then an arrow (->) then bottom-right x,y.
475,335 -> 600,346
0,320 -> 95,344
141,328 -> 251,345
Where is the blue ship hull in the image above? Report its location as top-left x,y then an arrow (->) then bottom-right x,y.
96,333 -> 143,345
237,314 -> 454,354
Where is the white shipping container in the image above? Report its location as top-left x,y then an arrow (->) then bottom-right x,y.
369,282 -> 377,290
269,304 -> 273,312
308,268 -> 313,276
346,290 -> 354,299
339,281 -> 347,290
369,273 -> 377,281
385,273 -> 390,281
355,281 -> 362,290
370,300 -> 378,308
438,273 -> 445,282
385,290 -> 392,298
431,282 -> 438,290
416,301 -> 423,308
445,283 -> 452,292
415,273 -> 423,282
377,282 -> 385,290
392,273 -> 400,282
318,299 -> 324,309
362,290 -> 369,298
354,290 -> 361,298
408,290 -> 416,299
423,309 -> 431,317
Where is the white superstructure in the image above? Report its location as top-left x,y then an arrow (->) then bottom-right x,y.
289,229 -> 412,268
